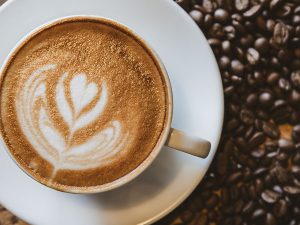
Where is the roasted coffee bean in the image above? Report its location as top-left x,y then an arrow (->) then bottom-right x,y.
293,15 -> 300,25
256,15 -> 267,31
255,179 -> 264,193
231,13 -> 243,23
291,165 -> 300,177
203,14 -> 214,29
293,152 -> 300,164
248,184 -> 257,198
271,165 -> 289,183
219,56 -> 230,69
251,148 -> 265,158
261,189 -> 280,203
248,132 -> 265,149
251,208 -> 266,220
292,125 -> 300,142
242,201 -> 255,215
265,213 -> 277,225
273,22 -> 289,45
224,25 -> 236,40
227,171 -> 243,184
254,167 -> 268,177
278,138 -> 294,151
293,178 -> 300,187
276,4 -> 292,18
224,85 -> 235,97
240,108 -> 255,125
273,199 -> 288,218
266,19 -> 276,32
228,103 -> 240,115
259,92 -> 274,108
234,124 -> 247,136
235,137 -> 246,150
267,72 -> 280,86
247,72 -> 264,87
235,0 -> 249,12
265,141 -> 278,152
290,111 -> 300,125
278,49 -> 292,63
255,119 -> 263,130
255,37 -> 269,54
231,60 -> 244,74
222,40 -> 231,54
189,9 -> 204,25
209,23 -> 225,38
208,38 -> 221,47
278,78 -> 292,92
269,0 -> 282,10
283,186 -> 300,195
214,9 -> 229,24
273,185 -> 283,194
247,48 -> 260,65
231,75 -> 243,85
235,47 -> 245,61
240,34 -> 254,47
243,4 -> 263,18
267,151 -> 279,158
289,90 -> 300,105
272,99 -> 287,110
262,121 -> 279,139
291,70 -> 300,89
246,93 -> 258,107
202,0 -> 214,13
217,153 -> 228,175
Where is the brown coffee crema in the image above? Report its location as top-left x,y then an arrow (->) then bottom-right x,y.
0,18 -> 169,190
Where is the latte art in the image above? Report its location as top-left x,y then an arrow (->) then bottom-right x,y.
16,64 -> 127,174
0,17 -> 169,190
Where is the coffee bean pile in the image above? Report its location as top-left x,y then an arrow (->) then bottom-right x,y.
157,0 -> 300,225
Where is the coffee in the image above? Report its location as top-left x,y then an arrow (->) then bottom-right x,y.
0,18 -> 169,190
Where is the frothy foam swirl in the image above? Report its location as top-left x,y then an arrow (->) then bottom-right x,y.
16,64 -> 127,175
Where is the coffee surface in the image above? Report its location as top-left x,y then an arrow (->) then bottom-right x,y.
0,18 -> 168,190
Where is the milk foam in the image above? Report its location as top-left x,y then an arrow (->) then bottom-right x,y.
16,64 -> 127,174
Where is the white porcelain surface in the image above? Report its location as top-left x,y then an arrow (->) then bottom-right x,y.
0,0 -> 223,224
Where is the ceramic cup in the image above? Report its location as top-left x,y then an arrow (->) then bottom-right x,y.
0,16 -> 211,193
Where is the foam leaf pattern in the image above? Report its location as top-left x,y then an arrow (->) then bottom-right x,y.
16,64 -> 127,175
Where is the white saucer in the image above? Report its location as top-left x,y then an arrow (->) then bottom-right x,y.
0,0 -> 223,224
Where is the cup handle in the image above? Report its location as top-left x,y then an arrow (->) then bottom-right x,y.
165,128 -> 211,158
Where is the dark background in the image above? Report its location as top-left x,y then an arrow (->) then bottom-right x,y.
1,0 -> 300,225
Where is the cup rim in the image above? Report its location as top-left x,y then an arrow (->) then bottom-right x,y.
0,15 -> 173,194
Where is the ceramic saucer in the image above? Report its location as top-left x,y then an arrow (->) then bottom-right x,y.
0,0 -> 223,224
